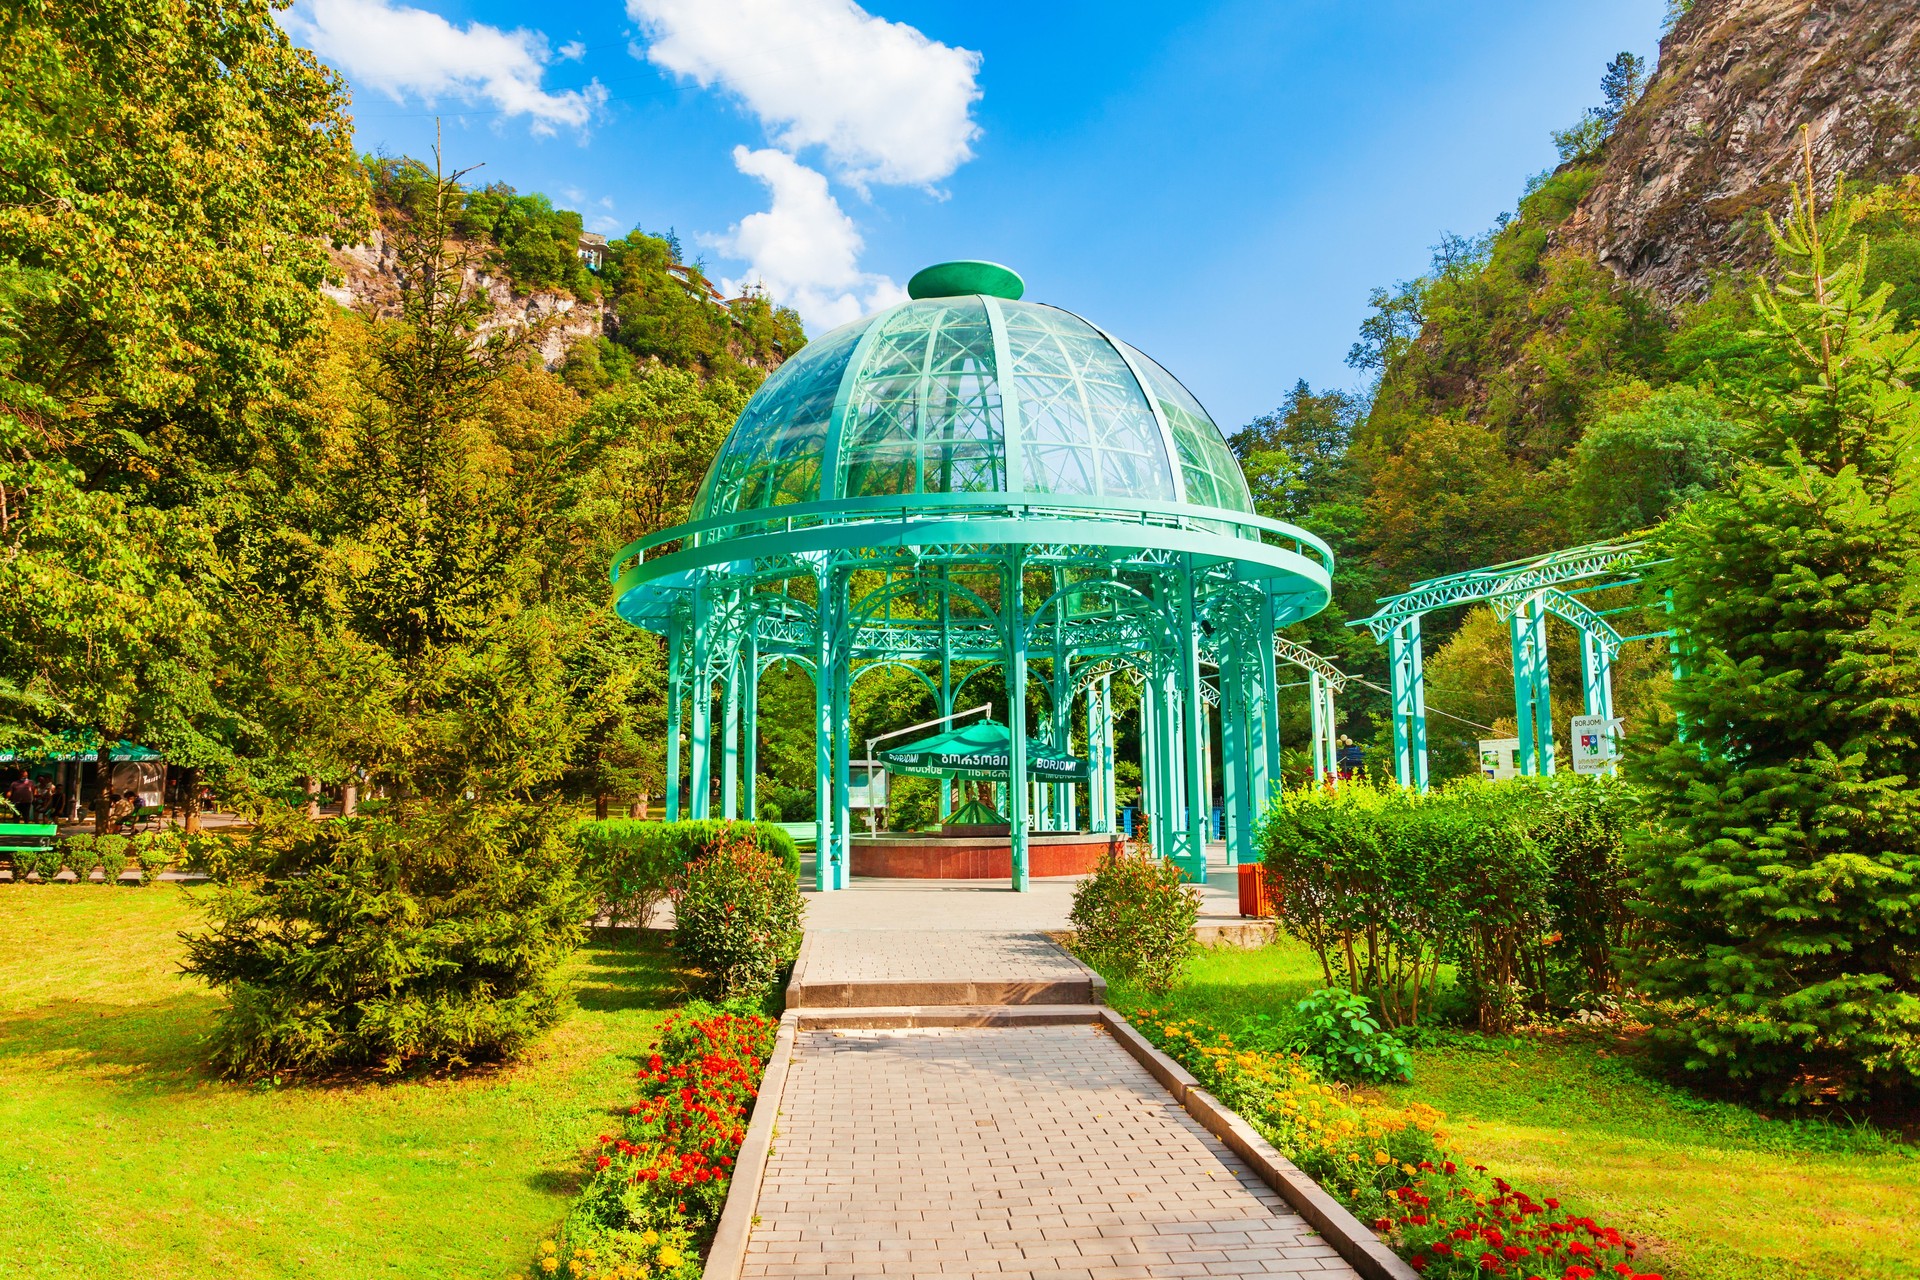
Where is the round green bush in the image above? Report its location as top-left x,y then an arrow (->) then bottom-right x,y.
1068,847 -> 1201,993
671,829 -> 804,1000
95,834 -> 132,884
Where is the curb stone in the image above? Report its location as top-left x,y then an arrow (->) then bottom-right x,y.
703,1012 -> 797,1280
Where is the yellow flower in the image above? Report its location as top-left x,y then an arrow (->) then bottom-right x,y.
657,1246 -> 683,1269
567,1261 -> 584,1277
541,1242 -> 558,1256
540,1259 -> 559,1274
1346,1152 -> 1360,1163
641,1231 -> 659,1247
1402,1163 -> 1417,1175
1373,1150 -> 1391,1165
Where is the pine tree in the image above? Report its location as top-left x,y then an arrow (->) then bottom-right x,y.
1626,144 -> 1920,1101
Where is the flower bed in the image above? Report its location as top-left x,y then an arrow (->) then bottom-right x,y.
1127,1007 -> 1658,1279
532,1003 -> 777,1279
1380,1174 -> 1659,1279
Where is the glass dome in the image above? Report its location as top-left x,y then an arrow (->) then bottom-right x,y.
692,294 -> 1254,520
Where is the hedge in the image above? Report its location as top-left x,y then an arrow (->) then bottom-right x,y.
1259,775 -> 1634,1031
572,819 -> 800,929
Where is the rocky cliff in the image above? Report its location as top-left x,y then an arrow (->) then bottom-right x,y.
1558,0 -> 1920,301
323,231 -> 606,368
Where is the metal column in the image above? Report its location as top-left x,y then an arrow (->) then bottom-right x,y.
1180,568 -> 1207,883
1006,554 -> 1030,891
813,574 -> 833,892
1388,615 -> 1430,791
742,626 -> 759,819
664,617 -> 684,822
1510,594 -> 1554,776
689,590 -> 713,819
720,652 -> 740,820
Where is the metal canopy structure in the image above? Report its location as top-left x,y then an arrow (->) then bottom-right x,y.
1348,538 -> 1667,788
609,262 -> 1337,890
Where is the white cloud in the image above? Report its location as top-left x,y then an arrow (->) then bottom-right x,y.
710,147 -> 906,330
557,40 -> 586,62
283,0 -> 606,136
627,0 -> 981,189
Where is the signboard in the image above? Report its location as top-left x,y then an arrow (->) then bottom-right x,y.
1570,715 -> 1624,775
1478,738 -> 1520,781
848,760 -> 888,810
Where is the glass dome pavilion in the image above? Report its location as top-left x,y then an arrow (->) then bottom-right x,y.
611,262 -> 1335,890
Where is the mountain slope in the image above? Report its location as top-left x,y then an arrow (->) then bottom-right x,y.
1559,0 -> 1920,300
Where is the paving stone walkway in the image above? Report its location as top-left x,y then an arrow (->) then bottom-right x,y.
801,930 -> 1086,986
743,1025 -> 1358,1280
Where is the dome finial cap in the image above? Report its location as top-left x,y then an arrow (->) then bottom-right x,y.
907,260 -> 1024,301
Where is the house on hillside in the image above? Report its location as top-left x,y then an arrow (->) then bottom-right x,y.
576,232 -> 607,271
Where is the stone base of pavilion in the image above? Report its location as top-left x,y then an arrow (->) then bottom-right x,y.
848,830 -> 1118,879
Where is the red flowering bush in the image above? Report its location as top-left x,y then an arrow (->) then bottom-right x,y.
1378,1168 -> 1660,1280
538,1002 -> 777,1278
672,827 -> 804,999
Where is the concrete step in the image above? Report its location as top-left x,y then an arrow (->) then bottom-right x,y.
783,928 -> 1107,1009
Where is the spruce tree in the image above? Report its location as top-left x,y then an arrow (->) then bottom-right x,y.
1626,150 -> 1920,1101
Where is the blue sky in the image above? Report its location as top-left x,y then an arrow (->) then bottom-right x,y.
287,0 -> 1666,429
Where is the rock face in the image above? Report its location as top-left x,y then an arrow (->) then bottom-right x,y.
324,230 -> 607,368
1559,0 -> 1920,301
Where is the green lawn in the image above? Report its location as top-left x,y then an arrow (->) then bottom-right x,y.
1102,938 -> 1920,1280
0,887 -> 683,1280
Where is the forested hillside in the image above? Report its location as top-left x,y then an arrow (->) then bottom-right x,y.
1238,0 -> 1920,779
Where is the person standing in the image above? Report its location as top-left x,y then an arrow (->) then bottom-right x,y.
6,773 -> 32,818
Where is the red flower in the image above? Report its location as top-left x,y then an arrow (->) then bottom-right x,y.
595,1155 -> 611,1170
1410,1257 -> 1427,1273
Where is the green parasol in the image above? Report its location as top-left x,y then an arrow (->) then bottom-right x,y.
877,719 -> 1087,782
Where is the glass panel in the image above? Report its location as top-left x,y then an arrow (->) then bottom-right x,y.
1116,340 -> 1254,513
839,298 -> 1004,498
997,302 -> 1175,502
697,317 -> 867,517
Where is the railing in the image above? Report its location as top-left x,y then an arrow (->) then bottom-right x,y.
609,491 -> 1335,588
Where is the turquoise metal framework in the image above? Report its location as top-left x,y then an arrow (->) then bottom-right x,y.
1349,539 -> 1663,787
609,267 -> 1336,890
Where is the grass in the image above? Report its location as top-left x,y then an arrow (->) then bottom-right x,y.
0,886 -> 684,1280
1101,937 -> 1920,1280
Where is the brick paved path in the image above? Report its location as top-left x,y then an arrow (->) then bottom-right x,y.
743,1025 -> 1357,1279
804,930 -> 1088,985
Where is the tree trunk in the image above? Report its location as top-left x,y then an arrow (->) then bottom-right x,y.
179,766 -> 202,834
595,792 -> 610,821
341,779 -> 358,817
92,742 -> 112,836
303,777 -> 320,821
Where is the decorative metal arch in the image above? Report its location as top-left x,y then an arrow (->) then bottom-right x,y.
1348,538 -> 1670,787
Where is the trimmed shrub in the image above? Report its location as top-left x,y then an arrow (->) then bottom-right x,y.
573,819 -> 799,935
133,830 -> 182,885
181,802 -> 590,1078
1068,848 -> 1201,993
671,827 -> 804,1000
1260,775 -> 1631,1030
94,834 -> 131,884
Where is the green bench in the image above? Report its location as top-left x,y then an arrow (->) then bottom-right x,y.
1,823 -> 59,876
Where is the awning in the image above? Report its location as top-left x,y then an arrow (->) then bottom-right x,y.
0,737 -> 165,764
877,720 -> 1087,782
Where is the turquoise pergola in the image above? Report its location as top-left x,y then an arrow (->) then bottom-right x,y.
1348,539 -> 1667,788
608,262 -> 1336,890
